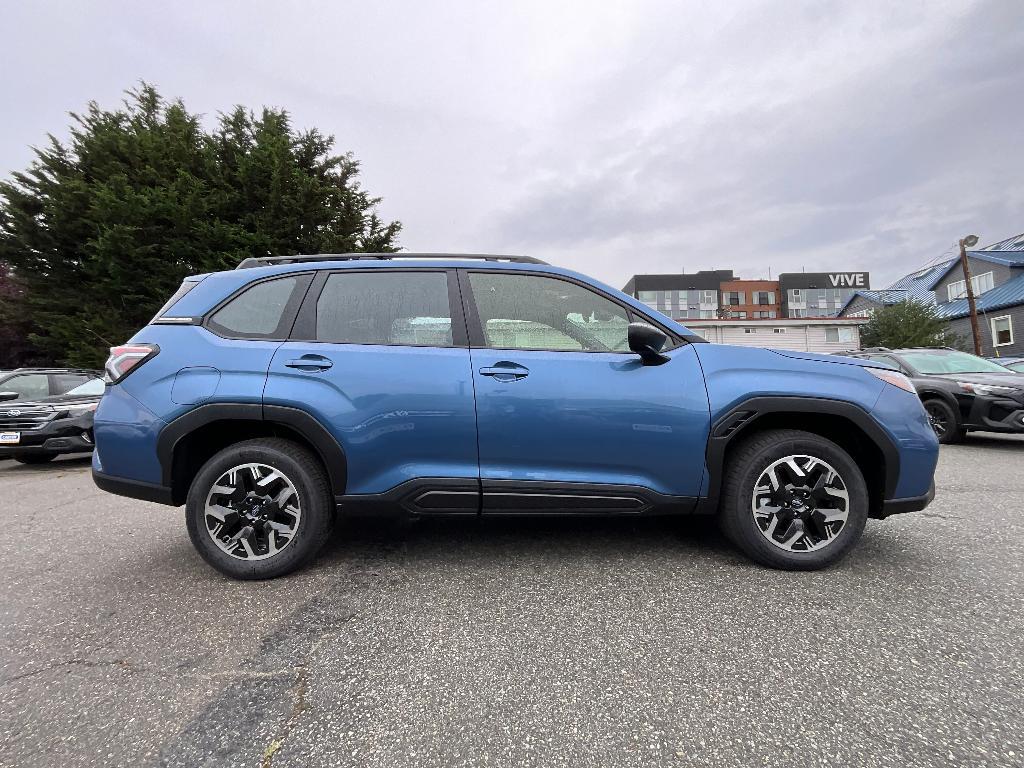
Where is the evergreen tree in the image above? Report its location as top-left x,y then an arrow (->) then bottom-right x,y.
860,300 -> 954,349
0,84 -> 401,367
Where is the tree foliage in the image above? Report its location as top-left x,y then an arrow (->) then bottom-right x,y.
0,84 -> 401,367
859,300 -> 954,349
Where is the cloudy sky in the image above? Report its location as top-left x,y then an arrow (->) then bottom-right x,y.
1,0 -> 1022,289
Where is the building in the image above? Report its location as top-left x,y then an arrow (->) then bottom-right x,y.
623,269 -> 870,321
777,271 -> 870,318
718,278 -> 780,319
621,270 -> 734,321
838,232 -> 1024,357
684,317 -> 868,353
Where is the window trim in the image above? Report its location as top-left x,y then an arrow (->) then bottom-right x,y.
458,268 -> 685,354
203,273 -> 314,341
991,314 -> 1014,347
289,267 -> 468,348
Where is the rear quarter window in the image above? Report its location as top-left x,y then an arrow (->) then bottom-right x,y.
206,275 -> 307,339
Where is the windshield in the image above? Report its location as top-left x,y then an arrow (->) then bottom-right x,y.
64,378 -> 105,396
900,350 -> 1013,375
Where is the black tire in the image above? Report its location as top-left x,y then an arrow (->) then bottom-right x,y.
719,429 -> 869,570
13,453 -> 57,465
922,398 -> 962,444
185,438 -> 334,580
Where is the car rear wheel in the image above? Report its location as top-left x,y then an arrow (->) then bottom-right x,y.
719,429 -> 869,570
13,453 -> 57,464
185,438 -> 334,580
922,398 -> 962,444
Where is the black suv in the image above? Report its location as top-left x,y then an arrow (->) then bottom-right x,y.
845,348 -> 1024,443
0,368 -> 104,463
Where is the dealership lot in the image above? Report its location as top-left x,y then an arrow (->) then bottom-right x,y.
1,440 -> 1022,768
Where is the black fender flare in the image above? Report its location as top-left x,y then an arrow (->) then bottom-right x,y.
157,403 -> 347,499
699,396 -> 899,514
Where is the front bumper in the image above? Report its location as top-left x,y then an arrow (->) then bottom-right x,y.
0,415 -> 95,456
961,394 -> 1024,433
876,480 -> 935,519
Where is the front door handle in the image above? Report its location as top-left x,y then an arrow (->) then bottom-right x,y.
479,363 -> 529,382
285,354 -> 334,372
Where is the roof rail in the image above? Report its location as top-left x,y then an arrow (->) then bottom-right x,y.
858,347 -> 892,353
236,253 -> 549,269
9,367 -> 102,374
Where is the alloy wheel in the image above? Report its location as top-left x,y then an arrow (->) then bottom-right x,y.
203,463 -> 301,560
751,454 -> 850,552
924,403 -> 949,438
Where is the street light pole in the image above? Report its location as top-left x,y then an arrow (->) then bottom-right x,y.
958,235 -> 982,356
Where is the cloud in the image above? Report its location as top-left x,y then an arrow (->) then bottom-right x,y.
1,0 -> 1021,290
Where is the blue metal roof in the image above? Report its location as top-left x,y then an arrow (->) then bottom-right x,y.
933,271 -> 1024,320
925,250 -> 1024,289
839,260 -> 946,314
980,232 -> 1024,252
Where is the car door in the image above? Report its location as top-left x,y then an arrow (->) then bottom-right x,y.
460,269 -> 710,513
264,268 -> 479,511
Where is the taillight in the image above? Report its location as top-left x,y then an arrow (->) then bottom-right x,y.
104,343 -> 160,383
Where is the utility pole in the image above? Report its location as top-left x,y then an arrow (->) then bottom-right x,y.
959,235 -> 982,355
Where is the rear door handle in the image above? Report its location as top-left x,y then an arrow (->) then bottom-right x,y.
285,354 -> 333,372
479,363 -> 529,381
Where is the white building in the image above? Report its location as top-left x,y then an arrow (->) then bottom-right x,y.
681,317 -> 869,354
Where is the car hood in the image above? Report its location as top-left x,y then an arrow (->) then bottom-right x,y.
1,393 -> 102,409
768,349 -> 889,368
924,371 -> 1024,387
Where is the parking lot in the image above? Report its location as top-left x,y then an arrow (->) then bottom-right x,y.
0,438 -> 1021,768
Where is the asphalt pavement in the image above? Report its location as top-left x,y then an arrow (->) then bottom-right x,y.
1,436 -> 1022,768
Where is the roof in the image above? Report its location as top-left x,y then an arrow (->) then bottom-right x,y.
925,250 -> 1024,289
933,270 -> 1024,320
838,260 -> 948,314
980,232 -> 1024,252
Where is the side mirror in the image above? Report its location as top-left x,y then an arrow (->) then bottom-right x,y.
0,392 -> 18,402
628,322 -> 669,365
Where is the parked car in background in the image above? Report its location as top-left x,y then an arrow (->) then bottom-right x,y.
0,368 -> 104,463
988,356 -> 1024,373
92,254 -> 937,579
846,348 -> 1024,443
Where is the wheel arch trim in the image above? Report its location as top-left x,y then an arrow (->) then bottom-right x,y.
156,403 -> 347,501
700,396 -> 899,514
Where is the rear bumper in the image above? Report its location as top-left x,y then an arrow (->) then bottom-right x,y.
92,469 -> 176,506
876,480 -> 935,519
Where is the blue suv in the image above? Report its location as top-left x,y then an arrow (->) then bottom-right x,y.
92,254 -> 938,578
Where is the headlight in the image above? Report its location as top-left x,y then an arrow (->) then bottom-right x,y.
865,367 -> 916,393
62,402 -> 99,417
956,382 -> 1020,397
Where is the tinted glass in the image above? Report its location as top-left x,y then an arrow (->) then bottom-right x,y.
316,272 -> 452,346
1,374 -> 50,400
52,374 -> 94,394
208,277 -> 299,337
152,279 -> 198,320
468,273 -> 631,352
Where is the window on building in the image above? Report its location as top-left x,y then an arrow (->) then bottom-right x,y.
947,271 -> 995,301
753,291 -> 774,305
731,311 -> 747,319
723,291 -> 744,306
789,289 -> 802,301
743,328 -> 756,334
700,290 -> 717,305
317,271 -> 453,346
773,328 -> 786,334
637,291 -> 658,304
468,272 -> 631,352
790,309 -> 805,318
824,326 -> 856,343
753,310 -> 776,319
991,315 -> 1014,347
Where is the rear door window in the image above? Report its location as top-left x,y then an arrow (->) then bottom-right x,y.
315,271 -> 454,346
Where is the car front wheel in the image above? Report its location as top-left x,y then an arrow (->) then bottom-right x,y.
185,438 -> 334,579
922,398 -> 963,444
719,429 -> 869,570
